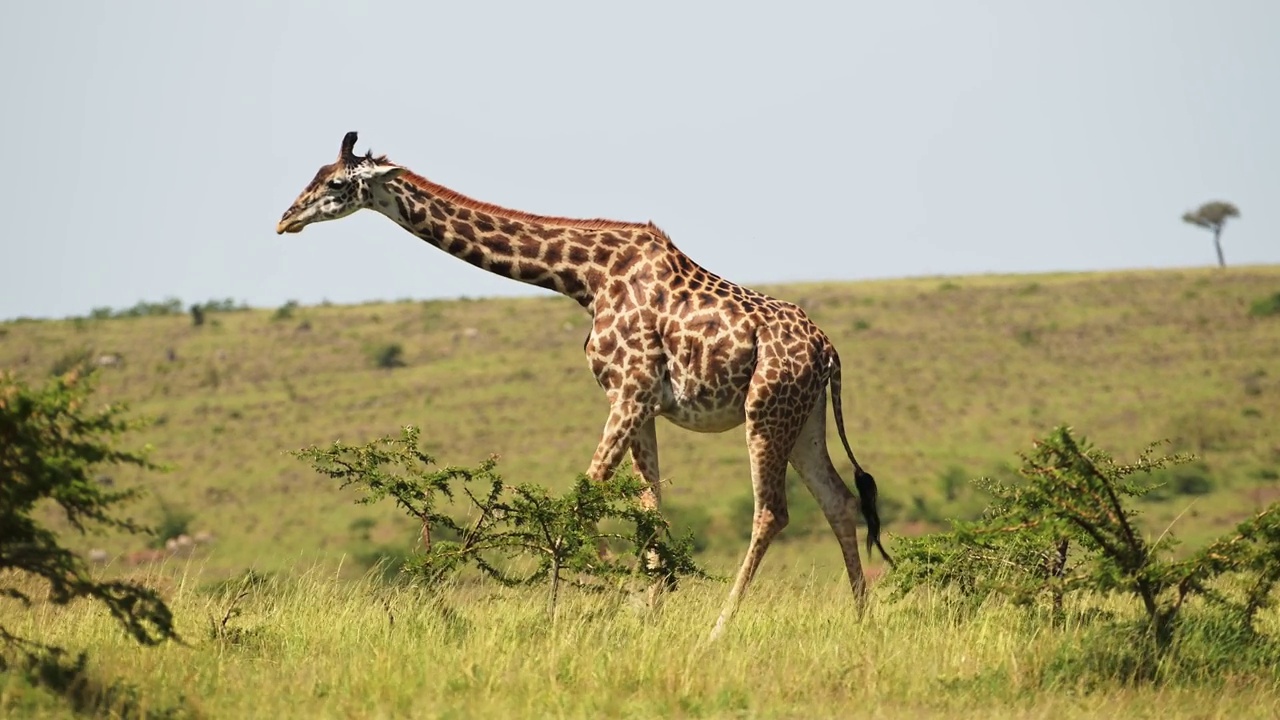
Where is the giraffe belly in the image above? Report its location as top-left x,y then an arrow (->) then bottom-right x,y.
657,378 -> 748,433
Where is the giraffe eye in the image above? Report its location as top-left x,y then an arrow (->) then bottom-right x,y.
327,178 -> 346,190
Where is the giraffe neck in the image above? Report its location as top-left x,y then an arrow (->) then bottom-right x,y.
372,170 -> 658,310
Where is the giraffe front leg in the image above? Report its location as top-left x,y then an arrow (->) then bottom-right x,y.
586,401 -> 652,481
628,417 -> 662,512
585,401 -> 655,562
628,418 -> 678,601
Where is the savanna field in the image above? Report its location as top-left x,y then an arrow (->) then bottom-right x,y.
3,265 -> 1280,718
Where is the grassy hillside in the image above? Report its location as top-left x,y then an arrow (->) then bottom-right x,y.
2,266 -> 1279,581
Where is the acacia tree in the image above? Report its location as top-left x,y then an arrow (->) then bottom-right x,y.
1181,200 -> 1241,268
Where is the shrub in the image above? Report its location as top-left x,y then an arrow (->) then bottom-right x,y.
198,298 -> 247,314
49,347 -> 94,377
0,368 -> 177,666
272,300 -> 300,322
292,426 -> 708,616
1248,292 -> 1280,318
1165,408 -> 1247,453
1142,461 -> 1215,501
348,516 -> 377,541
151,501 -> 194,548
114,298 -> 183,318
1013,328 -> 1039,347
369,343 -> 406,369
886,426 -> 1280,666
938,465 -> 967,501
87,298 -> 218,321
661,503 -> 713,552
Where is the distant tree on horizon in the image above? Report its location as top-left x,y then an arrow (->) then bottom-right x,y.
1181,200 -> 1241,268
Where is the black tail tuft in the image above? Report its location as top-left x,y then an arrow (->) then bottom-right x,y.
854,469 -> 894,568
829,346 -> 894,568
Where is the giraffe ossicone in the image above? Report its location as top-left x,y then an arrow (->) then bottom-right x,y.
277,131 -> 893,637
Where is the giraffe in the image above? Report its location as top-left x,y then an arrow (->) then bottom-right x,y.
276,132 -> 892,637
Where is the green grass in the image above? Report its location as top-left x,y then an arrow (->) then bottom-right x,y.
3,565 -> 1278,719
5,265 -> 1280,716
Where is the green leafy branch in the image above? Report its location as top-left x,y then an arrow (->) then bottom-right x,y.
293,426 -> 709,616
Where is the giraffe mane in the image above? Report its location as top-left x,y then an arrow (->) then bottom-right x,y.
396,168 -> 664,235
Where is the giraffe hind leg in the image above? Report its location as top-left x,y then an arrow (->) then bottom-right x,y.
789,394 -> 868,601
709,392 -> 804,640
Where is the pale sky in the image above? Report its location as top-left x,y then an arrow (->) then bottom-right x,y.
1,1 -> 1275,320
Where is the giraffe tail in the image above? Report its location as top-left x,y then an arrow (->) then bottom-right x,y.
828,350 -> 895,568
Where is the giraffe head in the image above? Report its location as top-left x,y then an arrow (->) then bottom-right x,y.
276,131 -> 406,234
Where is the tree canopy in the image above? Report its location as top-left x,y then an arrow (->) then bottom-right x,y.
1181,200 -> 1240,230
1181,200 -> 1241,268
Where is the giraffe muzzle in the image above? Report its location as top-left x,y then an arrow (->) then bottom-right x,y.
276,218 -> 305,234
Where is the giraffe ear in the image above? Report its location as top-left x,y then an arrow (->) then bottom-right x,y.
370,165 -> 405,183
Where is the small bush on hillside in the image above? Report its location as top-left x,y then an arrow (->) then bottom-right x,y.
48,347 -> 94,377
0,368 -> 177,668
1253,468 -> 1279,481
190,299 -> 248,327
272,300 -> 300,322
198,298 -> 247,314
151,501 -> 194,548
369,343 -> 406,369
938,465 -> 967,501
1248,292 -> 1280,318
1242,369 -> 1266,397
1165,408 -> 1248,454
661,503 -> 714,553
899,466 -> 988,526
1142,460 -> 1216,501
292,426 -> 708,616
200,364 -> 221,390
1013,328 -> 1039,347
114,298 -> 184,318
903,494 -> 936,524
348,517 -> 377,541
354,544 -> 418,583
887,426 -> 1280,676
86,297 -> 243,322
